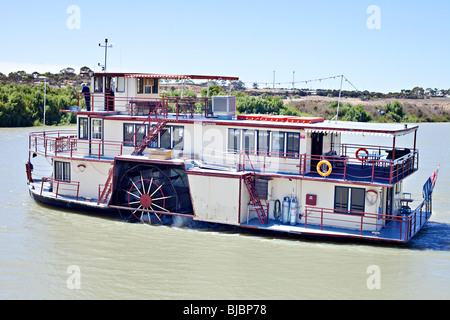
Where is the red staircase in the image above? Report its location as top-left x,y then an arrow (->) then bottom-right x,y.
98,168 -> 114,205
132,119 -> 167,155
243,173 -> 269,225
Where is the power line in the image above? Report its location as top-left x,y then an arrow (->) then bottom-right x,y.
243,74 -> 360,92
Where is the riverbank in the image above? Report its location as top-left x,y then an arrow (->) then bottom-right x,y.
1,81 -> 449,127
160,84 -> 450,122
285,95 -> 450,122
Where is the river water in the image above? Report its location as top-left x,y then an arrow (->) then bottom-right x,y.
0,123 -> 448,300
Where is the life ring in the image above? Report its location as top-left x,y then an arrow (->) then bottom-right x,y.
365,189 -> 378,205
356,148 -> 369,161
317,160 -> 332,177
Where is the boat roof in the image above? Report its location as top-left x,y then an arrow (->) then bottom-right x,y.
235,114 -> 418,137
85,72 -> 239,81
303,120 -> 418,137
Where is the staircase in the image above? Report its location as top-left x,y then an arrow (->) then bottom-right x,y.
243,173 -> 269,225
97,168 -> 114,205
131,119 -> 167,155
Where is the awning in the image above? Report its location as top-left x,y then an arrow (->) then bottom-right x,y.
303,121 -> 419,137
86,72 -> 239,81
124,73 -> 239,81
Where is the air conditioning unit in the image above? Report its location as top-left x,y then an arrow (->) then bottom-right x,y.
212,96 -> 236,119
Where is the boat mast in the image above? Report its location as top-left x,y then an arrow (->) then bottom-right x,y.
331,74 -> 344,123
98,39 -> 113,72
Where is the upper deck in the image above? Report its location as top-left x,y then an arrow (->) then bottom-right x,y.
33,71 -> 420,187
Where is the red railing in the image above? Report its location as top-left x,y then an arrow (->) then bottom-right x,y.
237,145 -> 418,185
304,206 -> 411,241
29,130 -> 123,161
40,177 -> 80,200
406,197 -> 432,239
76,92 -> 212,119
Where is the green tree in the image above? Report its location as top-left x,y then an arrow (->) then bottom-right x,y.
201,85 -> 224,97
385,101 -> 404,122
342,104 -> 372,122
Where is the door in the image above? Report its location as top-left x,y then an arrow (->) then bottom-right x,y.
105,77 -> 114,111
385,187 -> 394,216
310,132 -> 323,171
90,118 -> 104,157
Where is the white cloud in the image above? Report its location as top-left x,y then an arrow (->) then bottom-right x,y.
0,62 -> 79,74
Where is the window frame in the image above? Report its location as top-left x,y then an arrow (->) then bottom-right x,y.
137,78 -> 157,94
271,131 -> 285,157
116,77 -> 126,93
123,123 -> 148,147
286,132 -> 300,158
334,186 -> 366,216
54,161 -> 71,182
228,128 -> 241,154
159,127 -> 172,149
91,119 -> 103,140
172,126 -> 184,150
257,130 -> 270,156
94,76 -> 103,93
78,117 -> 88,140
243,129 -> 256,155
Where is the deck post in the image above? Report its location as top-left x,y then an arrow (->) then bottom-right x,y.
392,136 -> 396,160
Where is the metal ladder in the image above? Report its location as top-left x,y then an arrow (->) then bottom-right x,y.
131,119 -> 167,155
243,173 -> 269,225
97,168 -> 114,205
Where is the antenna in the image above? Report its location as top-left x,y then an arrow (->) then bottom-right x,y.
98,39 -> 113,72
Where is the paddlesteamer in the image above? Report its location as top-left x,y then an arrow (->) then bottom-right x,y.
26,71 -> 439,243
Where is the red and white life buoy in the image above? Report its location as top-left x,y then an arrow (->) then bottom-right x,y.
365,189 -> 378,205
356,148 -> 369,161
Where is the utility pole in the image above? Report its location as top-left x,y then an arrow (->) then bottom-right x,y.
273,71 -> 275,89
292,71 -> 295,90
38,76 -> 47,132
98,39 -> 113,72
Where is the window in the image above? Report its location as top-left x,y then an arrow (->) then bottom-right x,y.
243,129 -> 255,154
350,188 -> 365,213
79,118 -> 88,140
150,125 -> 184,150
94,76 -> 103,93
117,77 -> 125,93
137,78 -> 157,94
54,161 -> 71,181
91,119 -> 103,140
271,131 -> 285,156
257,130 -> 270,155
228,129 -> 241,153
160,127 -> 171,149
123,124 -> 134,147
334,186 -> 365,215
123,123 -> 148,147
173,126 -> 184,150
135,125 -> 147,147
137,78 -> 143,94
334,187 -> 349,214
152,79 -> 159,94
286,132 -> 300,157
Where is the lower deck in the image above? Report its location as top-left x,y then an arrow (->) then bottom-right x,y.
241,209 -> 431,243
29,179 -> 432,243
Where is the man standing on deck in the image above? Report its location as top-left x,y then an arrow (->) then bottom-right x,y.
82,83 -> 91,111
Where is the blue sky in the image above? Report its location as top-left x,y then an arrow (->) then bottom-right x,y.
0,0 -> 449,93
